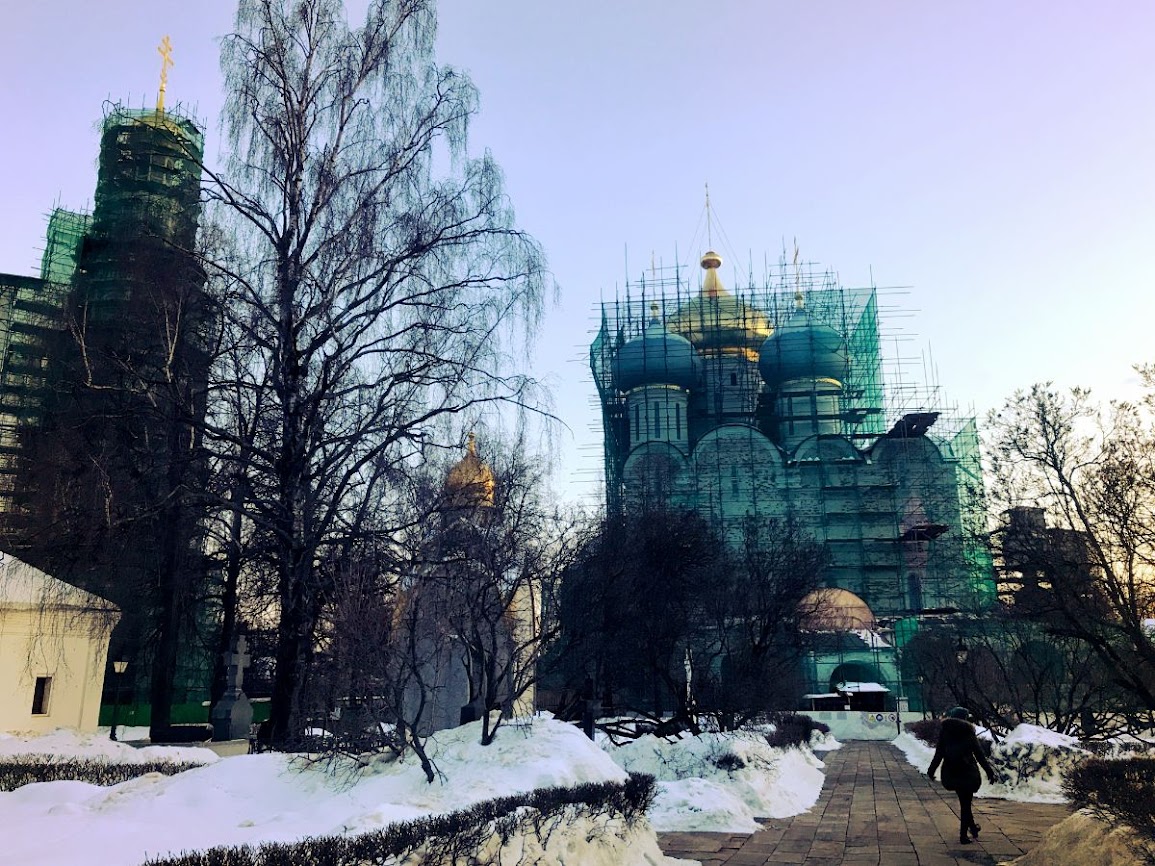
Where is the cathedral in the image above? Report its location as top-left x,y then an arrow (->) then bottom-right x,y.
591,249 -> 996,706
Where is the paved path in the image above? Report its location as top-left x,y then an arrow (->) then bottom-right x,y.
658,741 -> 1072,866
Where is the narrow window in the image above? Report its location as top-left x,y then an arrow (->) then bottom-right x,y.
31,676 -> 52,715
654,403 -> 661,437
730,372 -> 738,386
908,574 -> 924,612
633,403 -> 640,436
675,404 -> 682,438
731,466 -> 740,495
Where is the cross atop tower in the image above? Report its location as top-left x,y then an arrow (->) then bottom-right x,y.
157,35 -> 174,113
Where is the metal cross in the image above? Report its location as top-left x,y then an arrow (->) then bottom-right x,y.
157,35 -> 174,113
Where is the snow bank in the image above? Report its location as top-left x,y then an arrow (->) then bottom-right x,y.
0,718 -> 686,866
603,731 -> 825,832
0,728 -> 218,765
894,723 -> 1087,803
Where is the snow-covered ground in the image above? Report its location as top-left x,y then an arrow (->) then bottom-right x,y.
893,723 -> 1087,803
0,727 -> 217,766
600,729 -> 828,832
0,719 -> 695,866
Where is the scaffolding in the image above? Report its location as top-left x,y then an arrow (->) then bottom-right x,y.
590,250 -> 996,621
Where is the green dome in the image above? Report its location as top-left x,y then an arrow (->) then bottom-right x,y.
614,314 -> 699,391
759,307 -> 847,385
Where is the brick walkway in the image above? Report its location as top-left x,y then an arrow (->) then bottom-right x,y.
658,741 -> 1072,866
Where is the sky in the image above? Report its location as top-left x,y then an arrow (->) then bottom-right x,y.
3,0 -> 1154,503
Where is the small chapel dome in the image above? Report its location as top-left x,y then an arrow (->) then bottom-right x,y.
799,588 -> 876,631
670,251 -> 771,358
758,300 -> 847,386
613,304 -> 699,391
444,433 -> 496,508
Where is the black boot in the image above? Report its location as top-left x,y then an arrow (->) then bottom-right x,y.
970,823 -> 980,839
960,829 -> 972,845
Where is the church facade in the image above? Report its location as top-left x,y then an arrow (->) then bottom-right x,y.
591,250 -> 996,704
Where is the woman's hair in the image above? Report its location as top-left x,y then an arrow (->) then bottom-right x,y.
946,706 -> 970,720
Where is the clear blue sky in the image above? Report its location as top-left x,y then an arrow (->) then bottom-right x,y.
3,1 -> 1154,502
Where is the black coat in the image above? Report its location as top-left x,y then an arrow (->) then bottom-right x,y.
928,717 -> 994,794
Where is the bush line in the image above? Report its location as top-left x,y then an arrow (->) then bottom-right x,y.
140,773 -> 657,866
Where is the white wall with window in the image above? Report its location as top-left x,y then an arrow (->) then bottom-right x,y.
0,555 -> 119,733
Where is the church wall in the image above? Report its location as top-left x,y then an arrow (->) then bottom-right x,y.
0,605 -> 115,734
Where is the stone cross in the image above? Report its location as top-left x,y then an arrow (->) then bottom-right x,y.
223,634 -> 250,695
212,633 -> 253,742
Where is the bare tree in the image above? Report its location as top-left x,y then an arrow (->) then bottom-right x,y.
205,0 -> 548,744
418,443 -> 580,745
694,517 -> 828,731
554,508 -> 730,734
987,380 -> 1155,716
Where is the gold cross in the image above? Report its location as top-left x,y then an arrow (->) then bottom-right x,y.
157,35 -> 174,113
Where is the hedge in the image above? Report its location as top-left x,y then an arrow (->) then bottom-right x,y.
0,755 -> 208,791
141,774 -> 657,866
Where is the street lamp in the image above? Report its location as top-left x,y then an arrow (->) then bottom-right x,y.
954,637 -> 969,708
109,660 -> 129,742
917,673 -> 927,720
955,637 -> 969,665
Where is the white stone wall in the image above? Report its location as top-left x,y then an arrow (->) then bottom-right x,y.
0,605 -> 115,734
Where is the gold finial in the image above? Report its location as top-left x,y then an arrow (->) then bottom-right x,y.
157,36 -> 174,113
649,301 -> 660,323
700,250 -> 723,297
466,431 -> 478,456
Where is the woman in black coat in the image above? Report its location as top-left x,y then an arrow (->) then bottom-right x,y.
927,706 -> 997,845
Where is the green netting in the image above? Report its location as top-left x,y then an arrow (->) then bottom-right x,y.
40,209 -> 91,285
949,418 -> 997,607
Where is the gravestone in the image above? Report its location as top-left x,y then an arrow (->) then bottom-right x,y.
211,634 -> 254,741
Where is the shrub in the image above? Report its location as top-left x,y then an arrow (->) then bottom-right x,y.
764,712 -> 827,749
712,753 -> 746,771
1064,757 -> 1155,860
141,774 -> 658,866
0,756 -> 207,791
904,719 -> 941,747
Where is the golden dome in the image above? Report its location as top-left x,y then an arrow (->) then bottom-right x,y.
799,588 -> 876,631
444,433 -> 495,508
670,251 -> 771,359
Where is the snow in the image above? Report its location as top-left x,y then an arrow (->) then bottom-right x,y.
601,731 -> 826,832
0,719 -> 690,866
849,629 -> 892,649
834,681 -> 889,693
1002,724 -> 1080,750
893,723 -> 1088,804
0,728 -> 217,766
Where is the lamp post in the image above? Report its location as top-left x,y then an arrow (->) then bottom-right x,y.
954,637 -> 969,708
109,660 -> 128,742
917,674 -> 926,720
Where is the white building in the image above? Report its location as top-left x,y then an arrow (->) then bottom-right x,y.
0,553 -> 119,733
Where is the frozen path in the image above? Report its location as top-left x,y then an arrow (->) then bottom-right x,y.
658,741 -> 1072,866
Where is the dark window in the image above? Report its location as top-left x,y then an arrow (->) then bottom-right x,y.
654,403 -> 661,437
907,573 -> 924,612
730,372 -> 738,386
675,404 -> 681,438
31,676 -> 52,715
